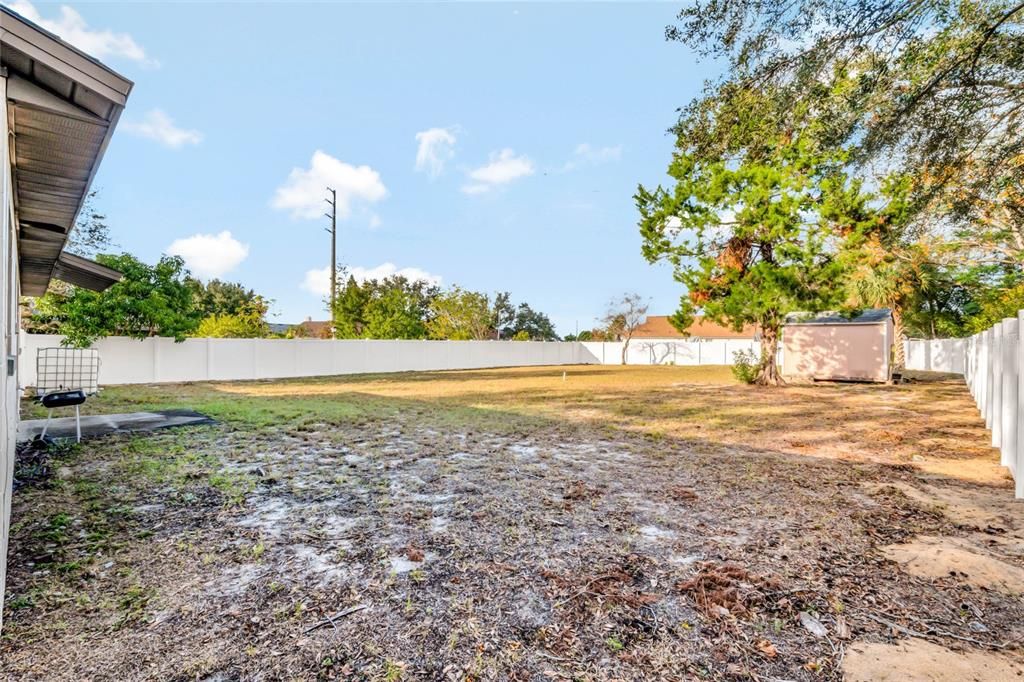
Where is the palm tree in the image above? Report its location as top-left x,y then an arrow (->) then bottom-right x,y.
845,237 -> 930,370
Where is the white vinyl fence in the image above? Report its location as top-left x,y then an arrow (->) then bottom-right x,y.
904,338 -> 967,374
21,336 -> 586,386
20,335 -> 761,387
905,324 -> 1024,498
581,338 -> 760,366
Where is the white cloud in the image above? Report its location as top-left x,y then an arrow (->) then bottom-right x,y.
574,143 -> 622,163
560,143 -> 623,172
459,183 -> 491,195
368,214 -> 382,230
123,109 -> 202,148
301,267 -> 332,297
414,128 -> 457,177
351,263 -> 442,286
167,231 -> 249,279
461,148 -> 534,194
6,1 -> 155,65
301,262 -> 442,297
272,150 -> 387,220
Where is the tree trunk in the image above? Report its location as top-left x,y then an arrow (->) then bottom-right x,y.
892,304 -> 906,371
621,337 -> 629,365
754,326 -> 783,386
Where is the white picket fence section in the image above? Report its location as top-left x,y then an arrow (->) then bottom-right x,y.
19,334 -> 762,387
905,323 -> 1024,499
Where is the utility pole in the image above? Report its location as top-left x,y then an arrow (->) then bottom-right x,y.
324,187 -> 337,337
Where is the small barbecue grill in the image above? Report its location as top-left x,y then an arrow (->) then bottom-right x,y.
34,347 -> 100,443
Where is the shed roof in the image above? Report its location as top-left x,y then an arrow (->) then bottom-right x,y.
3,5 -> 132,294
784,309 -> 892,326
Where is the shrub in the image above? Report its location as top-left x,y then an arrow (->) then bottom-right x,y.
731,349 -> 761,384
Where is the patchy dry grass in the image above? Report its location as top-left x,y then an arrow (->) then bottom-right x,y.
4,365 -> 1023,681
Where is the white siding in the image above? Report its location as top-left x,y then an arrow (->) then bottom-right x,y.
0,72 -> 18,629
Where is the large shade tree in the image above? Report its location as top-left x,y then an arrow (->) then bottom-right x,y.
667,0 -> 1024,259
637,89 -> 866,384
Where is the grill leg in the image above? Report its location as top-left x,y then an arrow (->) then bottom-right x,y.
75,404 -> 81,443
40,409 -> 53,440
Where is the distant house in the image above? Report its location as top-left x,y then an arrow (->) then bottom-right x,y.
292,318 -> 332,339
632,315 -> 758,341
266,323 -> 292,335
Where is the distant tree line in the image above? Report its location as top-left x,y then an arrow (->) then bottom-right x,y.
299,272 -> 559,342
25,253 -> 560,346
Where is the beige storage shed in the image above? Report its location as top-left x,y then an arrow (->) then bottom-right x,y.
781,309 -> 894,383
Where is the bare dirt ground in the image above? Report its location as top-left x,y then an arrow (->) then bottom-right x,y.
2,365 -> 1023,681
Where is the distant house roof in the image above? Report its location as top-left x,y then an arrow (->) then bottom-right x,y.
295,318 -> 332,338
267,323 -> 292,335
784,309 -> 892,326
632,315 -> 757,339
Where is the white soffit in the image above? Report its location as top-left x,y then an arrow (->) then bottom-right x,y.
2,5 -> 132,295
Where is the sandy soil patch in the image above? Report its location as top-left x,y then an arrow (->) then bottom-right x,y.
844,638 -> 1024,681
915,457 -> 1013,486
883,535 -> 1024,593
868,481 -> 1017,530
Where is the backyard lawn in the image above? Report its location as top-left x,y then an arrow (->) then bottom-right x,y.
3,365 -> 1024,680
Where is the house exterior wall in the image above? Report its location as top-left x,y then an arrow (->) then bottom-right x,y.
0,70 -> 20,629
781,320 -> 892,383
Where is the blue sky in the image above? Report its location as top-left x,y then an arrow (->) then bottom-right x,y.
9,1 -> 716,335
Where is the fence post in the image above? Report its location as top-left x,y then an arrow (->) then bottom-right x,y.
1002,318 -> 1019,468
966,333 -> 974,393
971,333 -> 978,401
152,338 -> 161,383
966,333 -> 974,387
984,328 -> 994,426
979,331 -> 988,409
969,335 -> 977,398
204,338 -> 212,381
1017,312 -> 1024,498
992,323 -> 1004,445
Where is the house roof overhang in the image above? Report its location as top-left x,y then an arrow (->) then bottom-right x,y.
52,251 -> 121,291
2,5 -> 132,295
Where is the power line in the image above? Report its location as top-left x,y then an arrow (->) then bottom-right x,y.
324,187 -> 337,338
